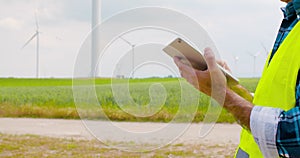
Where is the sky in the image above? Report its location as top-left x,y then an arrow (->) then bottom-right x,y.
0,0 -> 286,78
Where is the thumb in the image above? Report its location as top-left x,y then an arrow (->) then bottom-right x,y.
204,48 -> 218,72
204,48 -> 227,106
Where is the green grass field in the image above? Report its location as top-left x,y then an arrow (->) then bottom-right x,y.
0,78 -> 259,123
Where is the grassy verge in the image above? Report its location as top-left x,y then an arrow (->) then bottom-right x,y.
0,78 -> 259,123
0,133 -> 236,158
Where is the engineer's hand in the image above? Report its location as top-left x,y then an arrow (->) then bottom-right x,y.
217,60 -> 232,73
174,48 -> 253,129
174,47 -> 227,105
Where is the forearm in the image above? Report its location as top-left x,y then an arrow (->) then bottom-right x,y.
229,84 -> 253,102
222,88 -> 300,157
222,89 -> 281,157
223,88 -> 253,130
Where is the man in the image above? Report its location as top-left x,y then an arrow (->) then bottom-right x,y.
174,0 -> 300,157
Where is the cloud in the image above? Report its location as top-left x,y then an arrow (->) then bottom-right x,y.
0,17 -> 23,30
0,0 -> 287,78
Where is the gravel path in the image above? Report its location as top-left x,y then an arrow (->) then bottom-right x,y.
0,118 -> 241,146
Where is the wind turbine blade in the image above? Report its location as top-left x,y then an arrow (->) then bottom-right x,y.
22,32 -> 38,49
35,11 -> 39,29
119,36 -> 133,46
261,42 -> 269,55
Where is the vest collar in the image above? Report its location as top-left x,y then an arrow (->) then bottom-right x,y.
293,0 -> 300,18
281,2 -> 297,20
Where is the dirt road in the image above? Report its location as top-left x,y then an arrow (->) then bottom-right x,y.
0,118 -> 241,146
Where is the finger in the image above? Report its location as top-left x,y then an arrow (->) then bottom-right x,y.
204,48 -> 227,105
174,56 -> 190,71
173,56 -> 184,70
204,48 -> 218,72
173,56 -> 181,66
204,48 -> 226,83
173,56 -> 198,79
217,60 -> 232,73
217,60 -> 225,67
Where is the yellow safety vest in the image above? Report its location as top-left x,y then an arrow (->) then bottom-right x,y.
235,21 -> 300,158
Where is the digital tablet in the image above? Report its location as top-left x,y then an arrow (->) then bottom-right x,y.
163,38 -> 239,86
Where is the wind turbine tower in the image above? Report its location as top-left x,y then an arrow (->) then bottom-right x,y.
22,12 -> 40,78
247,51 -> 261,78
91,0 -> 101,77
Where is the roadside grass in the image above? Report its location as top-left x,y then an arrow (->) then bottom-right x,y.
0,133 -> 237,158
238,78 -> 260,92
0,78 -> 259,123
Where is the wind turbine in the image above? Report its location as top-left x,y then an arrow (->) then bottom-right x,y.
247,51 -> 261,78
261,42 -> 270,58
22,12 -> 40,78
91,0 -> 101,77
231,53 -> 239,73
119,36 -> 136,78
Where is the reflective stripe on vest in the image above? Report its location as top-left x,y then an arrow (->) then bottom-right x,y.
235,21 -> 300,158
